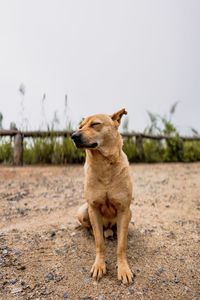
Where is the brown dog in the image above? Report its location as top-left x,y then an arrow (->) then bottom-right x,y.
71,108 -> 133,284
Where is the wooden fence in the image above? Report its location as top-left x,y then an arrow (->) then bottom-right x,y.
0,129 -> 200,165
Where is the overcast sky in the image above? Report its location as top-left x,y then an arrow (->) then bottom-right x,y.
0,0 -> 200,133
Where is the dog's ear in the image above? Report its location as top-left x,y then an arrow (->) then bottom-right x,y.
110,108 -> 127,126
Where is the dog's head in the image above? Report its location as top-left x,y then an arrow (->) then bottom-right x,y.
71,108 -> 127,151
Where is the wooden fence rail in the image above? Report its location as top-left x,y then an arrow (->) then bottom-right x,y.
0,129 -> 200,165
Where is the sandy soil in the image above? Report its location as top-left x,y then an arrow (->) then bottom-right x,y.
0,163 -> 200,300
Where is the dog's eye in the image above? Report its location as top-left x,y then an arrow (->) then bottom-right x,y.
91,122 -> 102,127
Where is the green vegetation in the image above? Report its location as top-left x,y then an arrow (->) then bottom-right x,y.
0,101 -> 200,164
23,137 -> 85,164
0,138 -> 12,164
123,102 -> 200,163
123,137 -> 200,163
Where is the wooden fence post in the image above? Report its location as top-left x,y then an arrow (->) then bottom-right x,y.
136,135 -> 144,160
13,132 -> 23,166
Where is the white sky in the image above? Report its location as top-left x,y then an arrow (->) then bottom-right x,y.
0,0 -> 200,133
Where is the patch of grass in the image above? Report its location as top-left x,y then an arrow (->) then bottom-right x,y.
123,138 -> 137,162
143,140 -> 165,163
164,136 -> 184,162
23,136 -> 85,164
0,138 -> 12,164
182,141 -> 200,162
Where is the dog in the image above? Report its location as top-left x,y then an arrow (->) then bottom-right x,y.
71,108 -> 133,284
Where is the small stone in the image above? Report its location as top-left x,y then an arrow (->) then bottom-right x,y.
12,249 -> 21,255
136,268 -> 140,273
54,248 -> 63,256
149,276 -> 156,283
55,275 -> 64,282
80,266 -> 87,273
50,231 -> 56,238
46,273 -> 54,281
2,249 -> 8,255
10,279 -> 17,285
156,267 -> 165,275
128,287 -> 134,294
84,277 -> 91,283
0,245 -> 7,250
174,275 -> 180,283
70,232 -> 76,237
105,259 -> 112,265
60,224 -> 66,231
167,231 -> 176,239
40,287 -> 51,295
64,292 -> 69,299
11,287 -> 23,294
17,265 -> 26,271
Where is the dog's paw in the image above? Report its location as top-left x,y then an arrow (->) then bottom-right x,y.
90,259 -> 106,281
117,261 -> 133,284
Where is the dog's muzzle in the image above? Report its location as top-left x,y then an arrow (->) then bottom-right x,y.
71,132 -> 98,149
71,132 -> 82,145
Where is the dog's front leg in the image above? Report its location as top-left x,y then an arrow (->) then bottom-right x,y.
88,204 -> 106,280
117,208 -> 133,284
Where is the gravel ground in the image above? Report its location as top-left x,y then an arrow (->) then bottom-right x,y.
0,163 -> 200,300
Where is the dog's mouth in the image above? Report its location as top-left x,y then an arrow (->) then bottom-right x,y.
75,142 -> 98,149
71,132 -> 98,149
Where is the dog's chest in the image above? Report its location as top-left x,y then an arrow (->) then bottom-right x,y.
95,197 -> 118,219
91,186 -> 126,215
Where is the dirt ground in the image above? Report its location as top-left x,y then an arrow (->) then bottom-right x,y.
0,163 -> 200,300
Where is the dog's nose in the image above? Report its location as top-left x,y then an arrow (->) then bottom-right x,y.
71,132 -> 82,143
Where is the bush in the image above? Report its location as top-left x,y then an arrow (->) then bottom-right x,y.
23,136 -> 85,164
143,140 -> 165,163
164,135 -> 184,162
0,138 -> 12,164
182,141 -> 200,162
123,138 -> 137,162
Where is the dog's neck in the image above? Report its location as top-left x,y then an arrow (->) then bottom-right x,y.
85,134 -> 123,165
